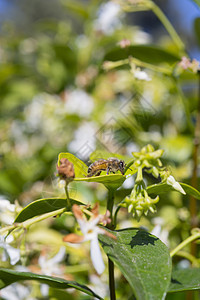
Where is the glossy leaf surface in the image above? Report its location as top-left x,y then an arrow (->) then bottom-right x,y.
104,45 -> 180,65
147,182 -> 200,199
15,198 -> 83,223
168,268 -> 200,292
99,228 -> 172,300
0,268 -> 102,299
58,152 -> 126,190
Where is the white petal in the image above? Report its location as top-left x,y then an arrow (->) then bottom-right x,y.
151,224 -> 161,237
49,246 -> 66,264
167,176 -> 186,195
6,245 -> 20,265
90,236 -> 105,275
166,175 -> 176,185
172,182 -> 186,195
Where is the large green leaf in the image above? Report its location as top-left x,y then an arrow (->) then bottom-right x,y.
168,268 -> 200,292
147,182 -> 200,200
104,45 -> 180,65
194,17 -> 200,46
58,152 -> 126,190
0,268 -> 102,299
15,198 -> 83,223
99,228 -> 172,300
75,173 -> 126,190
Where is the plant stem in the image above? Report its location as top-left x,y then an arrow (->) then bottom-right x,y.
190,71 -> 200,256
150,2 -> 185,53
108,258 -> 116,300
107,189 -> 115,229
170,232 -> 200,257
0,207 -> 67,236
65,184 -> 71,208
107,188 -> 116,300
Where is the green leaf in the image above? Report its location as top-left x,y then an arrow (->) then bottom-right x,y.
147,182 -> 200,200
75,173 -> 126,190
194,17 -> 200,46
58,153 -> 88,178
180,183 -> 200,199
99,228 -> 172,300
168,268 -> 200,292
104,45 -> 180,65
58,152 -> 127,190
15,198 -> 83,223
0,268 -> 102,299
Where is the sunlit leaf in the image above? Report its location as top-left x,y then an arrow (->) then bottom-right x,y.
99,228 -> 172,300
168,268 -> 200,292
58,152 -> 127,189
0,268 -> 102,299
15,198 -> 83,223
147,182 -> 200,200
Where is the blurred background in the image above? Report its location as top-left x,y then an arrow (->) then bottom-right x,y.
0,0 -> 199,203
0,1 -> 200,298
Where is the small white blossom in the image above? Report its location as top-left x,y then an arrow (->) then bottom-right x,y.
64,89 -> 94,117
166,175 -> 186,195
68,121 -> 96,156
0,283 -> 32,300
63,204 -> 115,275
134,68 -> 151,81
0,198 -> 16,225
38,246 -> 66,297
94,1 -> 121,34
0,234 -> 20,265
151,217 -> 169,246
38,246 -> 66,276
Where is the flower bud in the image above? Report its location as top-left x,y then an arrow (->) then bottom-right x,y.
57,158 -> 75,182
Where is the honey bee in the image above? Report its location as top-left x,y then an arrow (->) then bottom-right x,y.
87,158 -> 125,177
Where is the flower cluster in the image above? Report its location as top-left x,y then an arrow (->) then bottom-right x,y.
132,144 -> 164,180
178,56 -> 199,73
121,182 -> 159,221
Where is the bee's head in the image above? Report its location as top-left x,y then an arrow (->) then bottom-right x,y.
119,160 -> 125,175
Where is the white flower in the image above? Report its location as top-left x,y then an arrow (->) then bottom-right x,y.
68,121 -> 96,157
134,68 -> 151,81
0,234 -> 20,265
151,217 -> 169,246
38,246 -> 66,297
94,1 -> 121,34
166,175 -> 186,195
0,198 -> 16,225
0,283 -> 32,300
64,89 -> 94,117
63,204 -> 115,275
38,246 -> 66,276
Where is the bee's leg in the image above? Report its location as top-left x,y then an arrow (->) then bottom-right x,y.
106,167 -> 111,175
95,171 -> 101,176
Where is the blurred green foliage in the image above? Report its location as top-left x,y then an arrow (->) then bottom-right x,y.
0,0 -> 200,299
